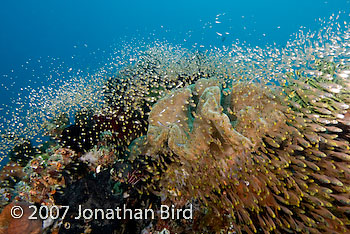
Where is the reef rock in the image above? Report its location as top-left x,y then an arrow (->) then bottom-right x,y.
0,201 -> 42,234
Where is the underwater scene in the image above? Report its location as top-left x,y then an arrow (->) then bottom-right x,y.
2,1 -> 350,233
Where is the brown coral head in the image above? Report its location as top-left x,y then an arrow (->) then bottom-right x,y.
0,201 -> 43,234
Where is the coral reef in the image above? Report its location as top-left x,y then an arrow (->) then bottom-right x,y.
2,26 -> 350,233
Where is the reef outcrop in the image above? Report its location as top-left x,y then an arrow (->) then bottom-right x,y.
131,67 -> 350,233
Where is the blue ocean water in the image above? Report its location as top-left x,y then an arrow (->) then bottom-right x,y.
1,0 -> 349,87
0,0 -> 349,163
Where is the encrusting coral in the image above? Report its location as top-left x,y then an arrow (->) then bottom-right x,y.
131,61 -> 350,233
